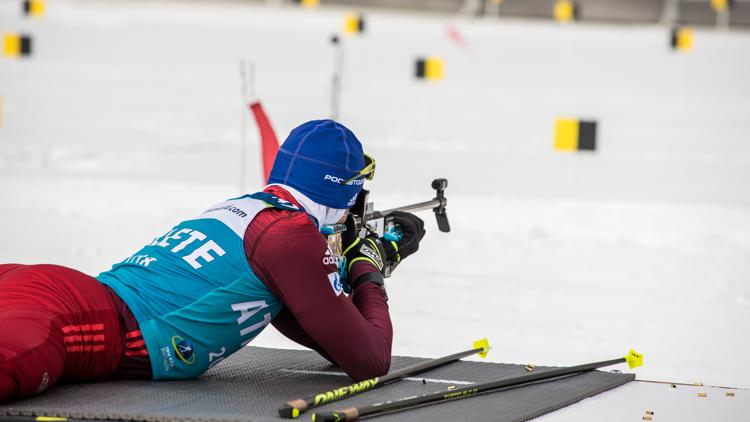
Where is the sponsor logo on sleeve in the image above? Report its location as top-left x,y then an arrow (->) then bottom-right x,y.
322,248 -> 339,266
328,272 -> 343,296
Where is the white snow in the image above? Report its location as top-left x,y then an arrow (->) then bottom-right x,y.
538,381 -> 749,421
1,1 -> 749,420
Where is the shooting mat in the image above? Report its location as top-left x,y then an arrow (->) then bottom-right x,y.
0,346 -> 634,422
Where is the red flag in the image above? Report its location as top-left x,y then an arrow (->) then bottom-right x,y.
447,25 -> 467,47
249,101 -> 279,184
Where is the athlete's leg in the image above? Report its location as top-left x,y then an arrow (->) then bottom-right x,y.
0,264 -> 23,277
0,265 -> 66,401
0,264 -> 123,402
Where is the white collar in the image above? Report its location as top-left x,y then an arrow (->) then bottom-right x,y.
266,184 -> 347,228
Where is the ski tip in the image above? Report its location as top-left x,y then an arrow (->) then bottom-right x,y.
312,412 -> 339,422
473,338 -> 490,358
625,348 -> 644,369
278,402 -> 303,419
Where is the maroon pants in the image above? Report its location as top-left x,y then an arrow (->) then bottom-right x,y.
0,264 -> 150,403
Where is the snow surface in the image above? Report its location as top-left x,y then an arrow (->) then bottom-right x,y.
538,381 -> 749,421
1,0 -> 749,419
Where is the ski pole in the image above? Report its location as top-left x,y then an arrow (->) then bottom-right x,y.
278,338 -> 490,419
0,416 -> 120,422
313,349 -> 644,422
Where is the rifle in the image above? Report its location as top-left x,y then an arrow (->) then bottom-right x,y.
324,178 -> 450,278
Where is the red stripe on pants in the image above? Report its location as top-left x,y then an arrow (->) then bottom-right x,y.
125,330 -> 142,339
63,334 -> 106,343
61,324 -> 105,333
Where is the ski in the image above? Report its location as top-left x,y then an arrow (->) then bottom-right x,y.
312,349 -> 643,422
278,338 -> 489,419
0,416 -> 120,422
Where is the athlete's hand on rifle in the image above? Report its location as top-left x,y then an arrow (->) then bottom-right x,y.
341,211 -> 426,289
341,214 -> 384,267
340,214 -> 386,291
387,211 -> 426,260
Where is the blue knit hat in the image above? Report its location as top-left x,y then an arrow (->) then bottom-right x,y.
268,120 -> 366,209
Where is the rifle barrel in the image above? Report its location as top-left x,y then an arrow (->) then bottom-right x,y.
369,199 -> 442,219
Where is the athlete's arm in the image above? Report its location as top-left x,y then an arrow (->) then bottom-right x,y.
245,211 -> 392,381
269,307 -> 334,362
269,263 -> 387,365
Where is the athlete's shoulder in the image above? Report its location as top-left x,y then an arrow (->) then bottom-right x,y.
243,187 -> 321,252
250,206 -> 315,237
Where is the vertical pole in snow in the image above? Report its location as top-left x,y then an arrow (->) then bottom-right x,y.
239,61 -> 255,195
717,7 -> 730,32
239,61 -> 248,195
330,34 -> 343,120
240,61 -> 247,195
478,0 -> 486,17
660,0 -> 679,28
240,61 -> 278,188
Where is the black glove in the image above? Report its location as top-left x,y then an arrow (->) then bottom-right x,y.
388,211 -> 426,260
340,212 -> 425,289
341,214 -> 387,290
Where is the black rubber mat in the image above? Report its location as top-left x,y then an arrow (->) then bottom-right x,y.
0,346 -> 633,422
